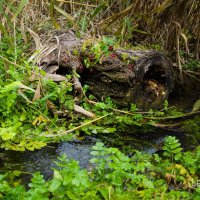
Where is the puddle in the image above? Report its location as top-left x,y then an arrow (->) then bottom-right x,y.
0,136 -> 97,183
0,127 -> 196,184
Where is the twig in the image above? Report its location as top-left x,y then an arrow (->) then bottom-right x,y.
45,114 -> 109,137
87,100 -> 150,114
0,55 -> 22,68
0,169 -> 33,175
183,71 -> 200,82
185,70 -> 200,76
152,123 -> 180,128
87,99 -> 200,122
144,110 -> 200,120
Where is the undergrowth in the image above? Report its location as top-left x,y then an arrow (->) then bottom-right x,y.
0,136 -> 200,199
0,32 -> 187,151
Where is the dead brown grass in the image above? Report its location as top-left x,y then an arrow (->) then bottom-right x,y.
1,0 -> 200,59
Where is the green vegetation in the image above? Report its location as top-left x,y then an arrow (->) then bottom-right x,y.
83,36 -> 116,68
1,137 -> 200,199
0,29 -> 187,151
0,0 -> 200,199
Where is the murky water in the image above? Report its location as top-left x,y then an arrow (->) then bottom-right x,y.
0,136 -> 97,182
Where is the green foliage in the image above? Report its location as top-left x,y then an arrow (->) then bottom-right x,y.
49,155 -> 90,199
0,137 -> 200,199
0,35 -> 185,151
0,30 -> 196,157
180,51 -> 200,70
163,136 -> 182,162
0,34 -> 76,150
181,116 -> 200,147
28,172 -> 49,200
83,37 -> 116,68
90,3 -> 107,21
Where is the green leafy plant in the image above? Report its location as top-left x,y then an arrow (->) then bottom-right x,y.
162,136 -> 182,162
0,137 -> 200,199
180,51 -> 200,71
83,37 -> 116,68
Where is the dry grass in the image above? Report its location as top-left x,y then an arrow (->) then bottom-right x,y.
1,0 -> 199,58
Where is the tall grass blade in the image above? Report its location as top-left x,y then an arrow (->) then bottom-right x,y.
152,0 -> 173,14
50,0 -> 60,30
11,0 -> 28,21
98,3 -> 135,30
90,3 -> 107,20
0,22 -> 8,35
81,15 -> 87,33
53,4 -> 78,28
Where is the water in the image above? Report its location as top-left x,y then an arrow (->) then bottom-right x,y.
0,136 -> 97,183
0,127 -> 195,184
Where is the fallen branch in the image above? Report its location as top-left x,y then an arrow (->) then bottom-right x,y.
144,110 -> 200,120
45,114 -> 109,137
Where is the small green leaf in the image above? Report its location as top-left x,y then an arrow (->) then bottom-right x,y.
49,179 -> 62,193
0,130 -> 16,140
142,178 -> 154,189
89,158 -> 99,163
54,170 -> 63,181
92,142 -> 104,150
72,170 -> 89,187
20,113 -> 26,121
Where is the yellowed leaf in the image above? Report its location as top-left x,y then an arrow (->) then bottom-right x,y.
32,115 -> 49,126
